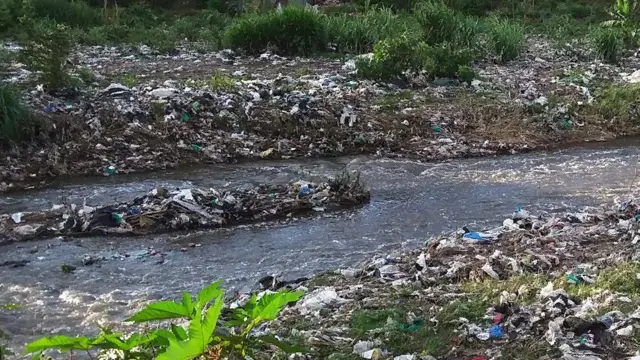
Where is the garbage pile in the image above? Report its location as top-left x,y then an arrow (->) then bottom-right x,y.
0,174 -> 370,242
260,199 -> 640,359
4,36 -> 640,192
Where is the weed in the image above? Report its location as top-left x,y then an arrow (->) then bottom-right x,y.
594,83 -> 640,118
375,89 -> 415,109
356,34 -> 427,81
414,1 -> 460,45
0,303 -> 22,310
76,67 -> 95,85
19,21 -> 75,92
25,281 -> 305,359
326,9 -> 418,54
592,26 -> 623,63
208,71 -> 236,91
150,100 -> 166,120
120,73 -> 137,88
224,6 -> 327,56
0,84 -> 36,146
350,308 -> 405,338
488,17 -> 525,62
438,297 -> 487,323
422,42 -> 474,78
461,274 -> 549,303
602,0 -> 639,46
456,65 -> 475,84
595,262 -> 640,294
207,0 -> 240,15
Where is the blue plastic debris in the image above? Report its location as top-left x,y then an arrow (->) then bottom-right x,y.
130,208 -> 139,215
599,316 -> 613,329
463,232 -> 486,241
43,104 -> 56,113
299,184 -> 310,196
489,325 -> 502,338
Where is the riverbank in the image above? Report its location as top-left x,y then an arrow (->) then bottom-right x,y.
257,197 -> 640,360
3,35 -> 640,194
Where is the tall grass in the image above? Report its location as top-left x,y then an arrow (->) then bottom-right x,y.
224,6 -> 327,55
326,9 -> 420,54
487,17 -> 525,62
592,26 -> 623,64
414,0 -> 460,45
0,85 -> 34,145
31,0 -> 102,28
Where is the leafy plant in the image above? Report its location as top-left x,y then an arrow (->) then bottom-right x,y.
592,26 -> 623,63
19,20 -> 75,92
224,6 -> 328,56
422,41 -> 474,78
356,34 -> 427,81
456,64 -> 475,84
24,280 -> 304,360
602,0 -> 638,45
208,72 -> 236,91
120,73 -> 137,88
487,17 -> 525,62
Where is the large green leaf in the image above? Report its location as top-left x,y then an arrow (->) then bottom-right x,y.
182,292 -> 195,318
24,336 -> 93,353
155,336 -> 206,360
171,324 -> 188,341
196,281 -> 222,307
250,291 -> 304,322
201,295 -> 223,347
126,301 -> 189,323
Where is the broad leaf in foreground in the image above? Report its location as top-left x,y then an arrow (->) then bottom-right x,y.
126,301 -> 189,323
25,335 -> 92,353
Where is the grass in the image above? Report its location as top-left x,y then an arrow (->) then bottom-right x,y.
414,0 -> 461,46
460,274 -> 550,304
208,72 -> 236,91
0,84 -> 35,146
487,17 -> 525,62
120,73 -> 137,88
223,6 -> 328,56
591,26 -> 623,63
593,83 -> 640,119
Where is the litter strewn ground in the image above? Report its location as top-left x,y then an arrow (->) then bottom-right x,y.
3,37 -> 640,193
253,198 -> 640,359
0,171 -> 369,243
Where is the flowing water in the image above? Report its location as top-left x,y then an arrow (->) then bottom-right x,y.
2,141 -> 640,356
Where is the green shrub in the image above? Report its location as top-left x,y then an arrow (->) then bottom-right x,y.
31,0 -> 102,28
422,41 -> 474,77
224,6 -> 327,56
456,64 -> 475,83
0,84 -> 35,145
413,1 -> 459,45
487,17 -> 525,62
0,0 -> 20,33
353,0 -> 416,11
356,34 -> 427,80
119,3 -> 161,28
592,26 -> 623,63
173,16 -> 203,41
326,9 -> 419,54
19,21 -> 75,92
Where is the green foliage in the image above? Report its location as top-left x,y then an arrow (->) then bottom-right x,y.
30,0 -> 102,28
456,64 -> 475,84
487,17 -> 525,62
0,84 -> 35,146
24,280 -> 304,360
356,34 -> 426,81
207,0 -> 241,15
19,21 -> 75,92
224,6 -> 328,56
602,0 -> 639,46
353,0 -> 416,11
592,26 -> 623,63
326,9 -> 419,54
422,41 -> 474,77
594,83 -> 640,118
208,72 -> 236,91
120,73 -> 137,88
413,0 -> 460,45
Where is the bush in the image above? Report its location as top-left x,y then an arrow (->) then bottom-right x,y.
31,0 -> 102,28
353,0 -> 416,11
487,17 -> 525,62
207,0 -> 241,15
0,0 -> 20,33
356,34 -> 426,80
224,6 -> 327,56
592,26 -> 623,63
326,9 -> 419,54
0,85 -> 35,145
19,21 -> 75,92
413,0 -> 459,45
422,41 -> 474,77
